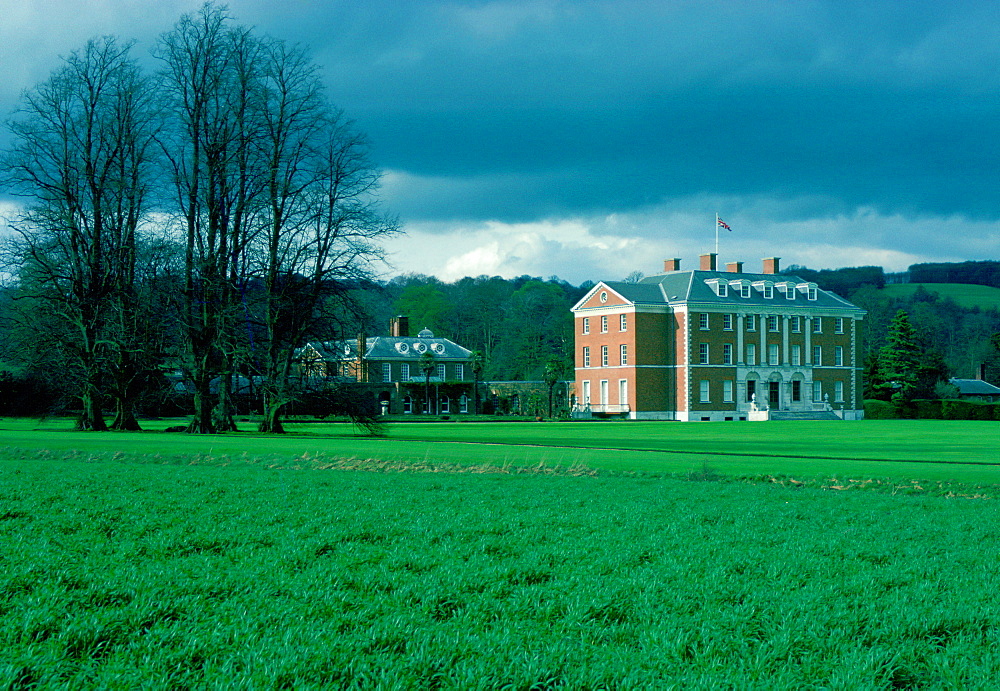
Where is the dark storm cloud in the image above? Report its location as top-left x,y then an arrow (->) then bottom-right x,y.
240,0 -> 998,223
2,0 -> 997,279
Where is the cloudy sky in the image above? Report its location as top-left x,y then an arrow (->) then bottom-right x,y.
2,0 -> 998,284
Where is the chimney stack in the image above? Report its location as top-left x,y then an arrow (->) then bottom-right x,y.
663,258 -> 681,272
700,253 -> 718,271
726,261 -> 744,273
357,331 -> 367,381
390,316 -> 409,337
762,257 -> 780,275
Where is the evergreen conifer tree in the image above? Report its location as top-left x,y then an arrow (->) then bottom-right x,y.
876,310 -> 922,405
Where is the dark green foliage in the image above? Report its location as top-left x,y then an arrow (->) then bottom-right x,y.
985,333 -> 1000,385
783,265 -> 885,299
2,460 -> 1000,687
908,260 -> 1000,288
864,398 -> 999,421
875,311 -> 924,404
295,382 -> 386,435
0,370 -> 55,416
941,399 -> 999,422
385,275 -> 581,382
863,399 -> 902,419
394,283 -> 451,334
873,310 -> 950,405
913,399 -> 944,419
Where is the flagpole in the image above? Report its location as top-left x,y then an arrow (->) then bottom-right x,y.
715,213 -> 719,257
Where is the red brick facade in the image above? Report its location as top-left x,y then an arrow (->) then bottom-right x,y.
571,258 -> 866,421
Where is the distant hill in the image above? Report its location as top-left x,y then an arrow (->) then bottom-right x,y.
905,261 -> 1000,288
882,283 -> 1000,311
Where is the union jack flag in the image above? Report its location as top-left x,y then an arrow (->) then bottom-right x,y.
717,217 -> 732,231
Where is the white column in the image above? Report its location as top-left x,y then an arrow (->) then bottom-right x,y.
782,315 -> 790,365
805,317 -> 812,364
737,315 -> 745,365
760,313 -> 767,367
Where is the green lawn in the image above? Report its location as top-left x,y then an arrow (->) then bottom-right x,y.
2,458 -> 999,688
3,419 -> 1000,687
2,417 -> 995,486
882,283 -> 1000,310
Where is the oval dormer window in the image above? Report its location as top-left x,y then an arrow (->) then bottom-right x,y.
343,344 -> 352,356
413,342 -> 427,353
431,343 -> 444,354
395,342 -> 409,354
600,291 -> 608,303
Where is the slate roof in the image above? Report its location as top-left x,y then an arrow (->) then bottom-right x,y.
950,378 -> 1000,396
301,329 -> 473,362
578,270 -> 863,312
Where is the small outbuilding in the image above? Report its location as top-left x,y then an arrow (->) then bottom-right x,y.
949,378 -> 1000,403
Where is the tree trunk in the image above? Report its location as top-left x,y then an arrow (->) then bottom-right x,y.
111,401 -> 141,431
213,371 -> 238,432
187,369 -> 215,433
258,400 -> 285,434
108,352 -> 142,431
77,388 -> 108,431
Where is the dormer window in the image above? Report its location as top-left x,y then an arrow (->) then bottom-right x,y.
741,285 -> 751,298
752,281 -> 774,299
705,278 -> 728,297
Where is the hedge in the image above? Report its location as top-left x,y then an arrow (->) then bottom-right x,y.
865,398 -> 1000,421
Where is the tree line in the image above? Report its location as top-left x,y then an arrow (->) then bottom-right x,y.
2,239 -> 997,425
0,3 -> 396,433
782,264 -> 1000,386
0,2 -> 994,428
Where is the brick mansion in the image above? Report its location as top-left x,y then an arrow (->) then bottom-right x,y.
571,255 -> 866,421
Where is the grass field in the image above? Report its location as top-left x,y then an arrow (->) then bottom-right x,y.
3,456 -> 1000,688
1,417 -> 998,487
882,283 -> 1000,311
2,419 -> 1000,687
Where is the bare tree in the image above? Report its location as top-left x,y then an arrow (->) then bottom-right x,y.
252,40 -> 397,433
155,4 -> 263,433
156,3 -> 396,433
2,37 -> 157,430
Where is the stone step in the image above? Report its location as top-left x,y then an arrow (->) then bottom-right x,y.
768,410 -> 841,421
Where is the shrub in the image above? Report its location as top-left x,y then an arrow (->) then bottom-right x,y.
864,399 -> 898,419
913,399 -> 943,419
942,399 -> 997,421
867,397 -> 999,420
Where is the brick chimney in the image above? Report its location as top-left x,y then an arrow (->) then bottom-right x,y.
390,316 -> 409,337
700,253 -> 718,271
663,258 -> 681,272
726,261 -> 744,273
357,331 -> 367,381
762,257 -> 780,275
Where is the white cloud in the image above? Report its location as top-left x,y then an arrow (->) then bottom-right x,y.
386,218 -> 646,283
383,201 -> 1000,285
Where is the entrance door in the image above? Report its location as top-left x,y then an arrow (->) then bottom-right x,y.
768,381 -> 780,409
